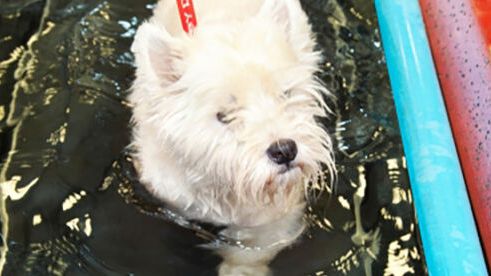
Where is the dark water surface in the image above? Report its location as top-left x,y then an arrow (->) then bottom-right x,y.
0,0 -> 427,275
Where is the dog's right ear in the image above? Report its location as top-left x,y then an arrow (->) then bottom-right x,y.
131,22 -> 182,85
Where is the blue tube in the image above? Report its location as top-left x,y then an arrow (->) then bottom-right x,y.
374,0 -> 488,275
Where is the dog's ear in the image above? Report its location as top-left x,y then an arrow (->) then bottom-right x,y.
131,22 -> 182,85
257,0 -> 315,54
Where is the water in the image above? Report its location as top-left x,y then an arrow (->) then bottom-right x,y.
0,0 -> 427,275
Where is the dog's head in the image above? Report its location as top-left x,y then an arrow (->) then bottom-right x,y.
131,0 -> 335,207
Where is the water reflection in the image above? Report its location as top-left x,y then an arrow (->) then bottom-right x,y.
0,0 -> 426,275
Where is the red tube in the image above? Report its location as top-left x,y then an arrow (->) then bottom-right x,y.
419,0 -> 491,264
472,0 -> 491,52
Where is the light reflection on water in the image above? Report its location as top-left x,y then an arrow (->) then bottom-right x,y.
0,0 -> 426,275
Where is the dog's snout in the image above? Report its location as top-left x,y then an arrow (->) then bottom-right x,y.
266,139 -> 298,165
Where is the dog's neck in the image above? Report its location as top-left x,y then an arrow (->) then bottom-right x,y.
168,154 -> 306,227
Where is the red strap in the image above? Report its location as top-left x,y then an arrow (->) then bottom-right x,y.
176,0 -> 197,33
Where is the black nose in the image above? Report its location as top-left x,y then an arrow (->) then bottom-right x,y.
266,139 -> 298,165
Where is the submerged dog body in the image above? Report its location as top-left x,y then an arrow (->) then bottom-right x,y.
130,0 -> 335,274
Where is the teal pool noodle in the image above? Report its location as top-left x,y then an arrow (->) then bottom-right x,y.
374,0 -> 488,274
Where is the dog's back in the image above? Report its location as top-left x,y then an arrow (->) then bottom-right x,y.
152,0 -> 265,36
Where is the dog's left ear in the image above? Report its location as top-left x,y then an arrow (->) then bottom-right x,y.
257,0 -> 315,54
131,22 -> 182,86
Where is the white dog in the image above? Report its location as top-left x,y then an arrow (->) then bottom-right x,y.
129,0 -> 335,275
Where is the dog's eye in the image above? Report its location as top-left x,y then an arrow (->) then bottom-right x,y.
283,89 -> 292,97
216,112 -> 234,124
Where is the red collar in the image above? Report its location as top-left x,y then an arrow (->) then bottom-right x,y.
176,0 -> 197,33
